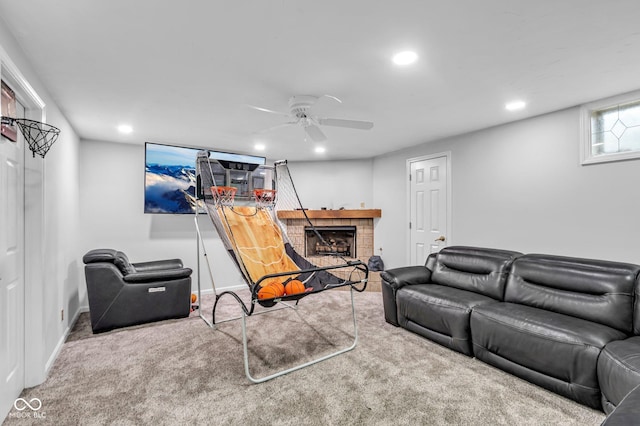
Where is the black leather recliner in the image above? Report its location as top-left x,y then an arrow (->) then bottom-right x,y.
83,249 -> 192,333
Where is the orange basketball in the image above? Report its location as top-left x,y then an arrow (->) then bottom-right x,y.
270,282 -> 285,297
191,293 -> 197,304
285,279 -> 306,295
258,285 -> 279,300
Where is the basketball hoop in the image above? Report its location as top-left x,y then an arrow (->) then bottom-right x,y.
253,189 -> 277,209
211,186 -> 237,207
1,116 -> 60,158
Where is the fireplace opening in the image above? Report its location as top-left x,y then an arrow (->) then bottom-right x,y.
305,226 -> 356,257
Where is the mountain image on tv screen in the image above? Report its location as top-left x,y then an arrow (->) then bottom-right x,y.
144,143 -> 199,214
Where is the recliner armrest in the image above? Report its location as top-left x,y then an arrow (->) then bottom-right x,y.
132,259 -> 184,271
124,267 -> 193,283
381,266 -> 432,290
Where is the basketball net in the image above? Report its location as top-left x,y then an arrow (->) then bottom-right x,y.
253,189 -> 277,209
211,186 -> 237,207
1,116 -> 60,158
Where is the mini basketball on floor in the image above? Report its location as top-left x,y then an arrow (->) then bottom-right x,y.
285,279 -> 306,295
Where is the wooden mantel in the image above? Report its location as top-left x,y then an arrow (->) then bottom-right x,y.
277,209 -> 381,220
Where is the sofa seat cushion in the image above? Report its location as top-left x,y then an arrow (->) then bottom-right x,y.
397,284 -> 497,356
598,336 -> 640,412
471,302 -> 627,408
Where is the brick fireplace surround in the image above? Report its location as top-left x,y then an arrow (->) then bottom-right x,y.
277,209 -> 382,292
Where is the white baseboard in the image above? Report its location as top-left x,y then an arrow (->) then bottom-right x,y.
196,284 -> 247,295
44,310 -> 76,374
45,305 -> 91,372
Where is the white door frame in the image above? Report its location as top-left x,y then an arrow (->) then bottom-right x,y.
406,152 -> 452,265
1,45 -> 47,393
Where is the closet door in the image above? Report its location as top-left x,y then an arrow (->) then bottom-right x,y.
0,96 -> 25,418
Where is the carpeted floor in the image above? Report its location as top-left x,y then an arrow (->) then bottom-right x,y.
3,289 -> 606,425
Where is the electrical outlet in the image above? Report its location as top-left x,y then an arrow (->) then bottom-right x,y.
61,309 -> 64,321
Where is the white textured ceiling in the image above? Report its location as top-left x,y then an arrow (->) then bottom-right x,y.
1,0 -> 640,161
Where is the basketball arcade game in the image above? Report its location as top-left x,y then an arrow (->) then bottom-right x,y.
193,151 -> 368,383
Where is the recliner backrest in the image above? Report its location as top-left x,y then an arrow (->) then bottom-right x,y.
113,251 -> 135,275
430,246 -> 522,300
505,254 -> 640,333
82,249 -> 135,276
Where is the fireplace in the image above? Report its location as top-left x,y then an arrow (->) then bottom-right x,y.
277,209 -> 382,291
305,226 -> 356,257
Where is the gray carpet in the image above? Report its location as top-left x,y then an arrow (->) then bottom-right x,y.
4,289 -> 605,425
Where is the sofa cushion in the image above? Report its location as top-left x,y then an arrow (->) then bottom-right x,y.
471,302 -> 627,408
505,254 -> 640,333
598,336 -> 640,412
430,246 -> 520,300
397,284 -> 497,355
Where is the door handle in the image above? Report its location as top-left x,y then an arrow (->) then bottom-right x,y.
435,236 -> 446,242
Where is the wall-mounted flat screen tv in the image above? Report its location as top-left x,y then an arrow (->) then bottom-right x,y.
144,142 -> 266,214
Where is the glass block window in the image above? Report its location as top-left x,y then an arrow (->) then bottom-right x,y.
582,91 -> 640,164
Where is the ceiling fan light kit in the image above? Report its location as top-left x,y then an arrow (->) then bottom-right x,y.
248,94 -> 374,143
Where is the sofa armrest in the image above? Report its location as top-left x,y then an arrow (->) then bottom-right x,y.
132,259 -> 184,271
381,266 -> 432,327
124,267 -> 193,283
601,383 -> 640,426
381,266 -> 432,290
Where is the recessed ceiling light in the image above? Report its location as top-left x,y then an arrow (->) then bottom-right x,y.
314,146 -> 326,154
254,143 -> 265,151
392,51 -> 418,66
117,124 -> 133,134
505,101 -> 526,111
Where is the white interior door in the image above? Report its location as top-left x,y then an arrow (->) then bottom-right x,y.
0,100 -> 25,417
408,154 -> 449,265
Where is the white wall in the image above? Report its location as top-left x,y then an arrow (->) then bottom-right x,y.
83,118 -> 640,287
78,140 -> 246,302
287,159 -> 374,210
77,145 -> 377,304
0,18 -> 82,386
41,106 -> 81,377
374,107 -> 640,269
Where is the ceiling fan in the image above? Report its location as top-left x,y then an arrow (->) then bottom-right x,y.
247,95 -> 373,142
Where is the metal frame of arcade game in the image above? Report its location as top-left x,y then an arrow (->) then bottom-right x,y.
193,151 -> 368,383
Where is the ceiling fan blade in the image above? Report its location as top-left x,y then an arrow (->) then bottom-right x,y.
246,104 -> 291,117
257,120 -> 298,134
317,117 -> 374,130
320,94 -> 342,104
308,94 -> 343,113
304,124 -> 327,142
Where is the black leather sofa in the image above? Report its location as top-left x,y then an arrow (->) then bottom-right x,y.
382,246 -> 640,419
83,249 -> 193,333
